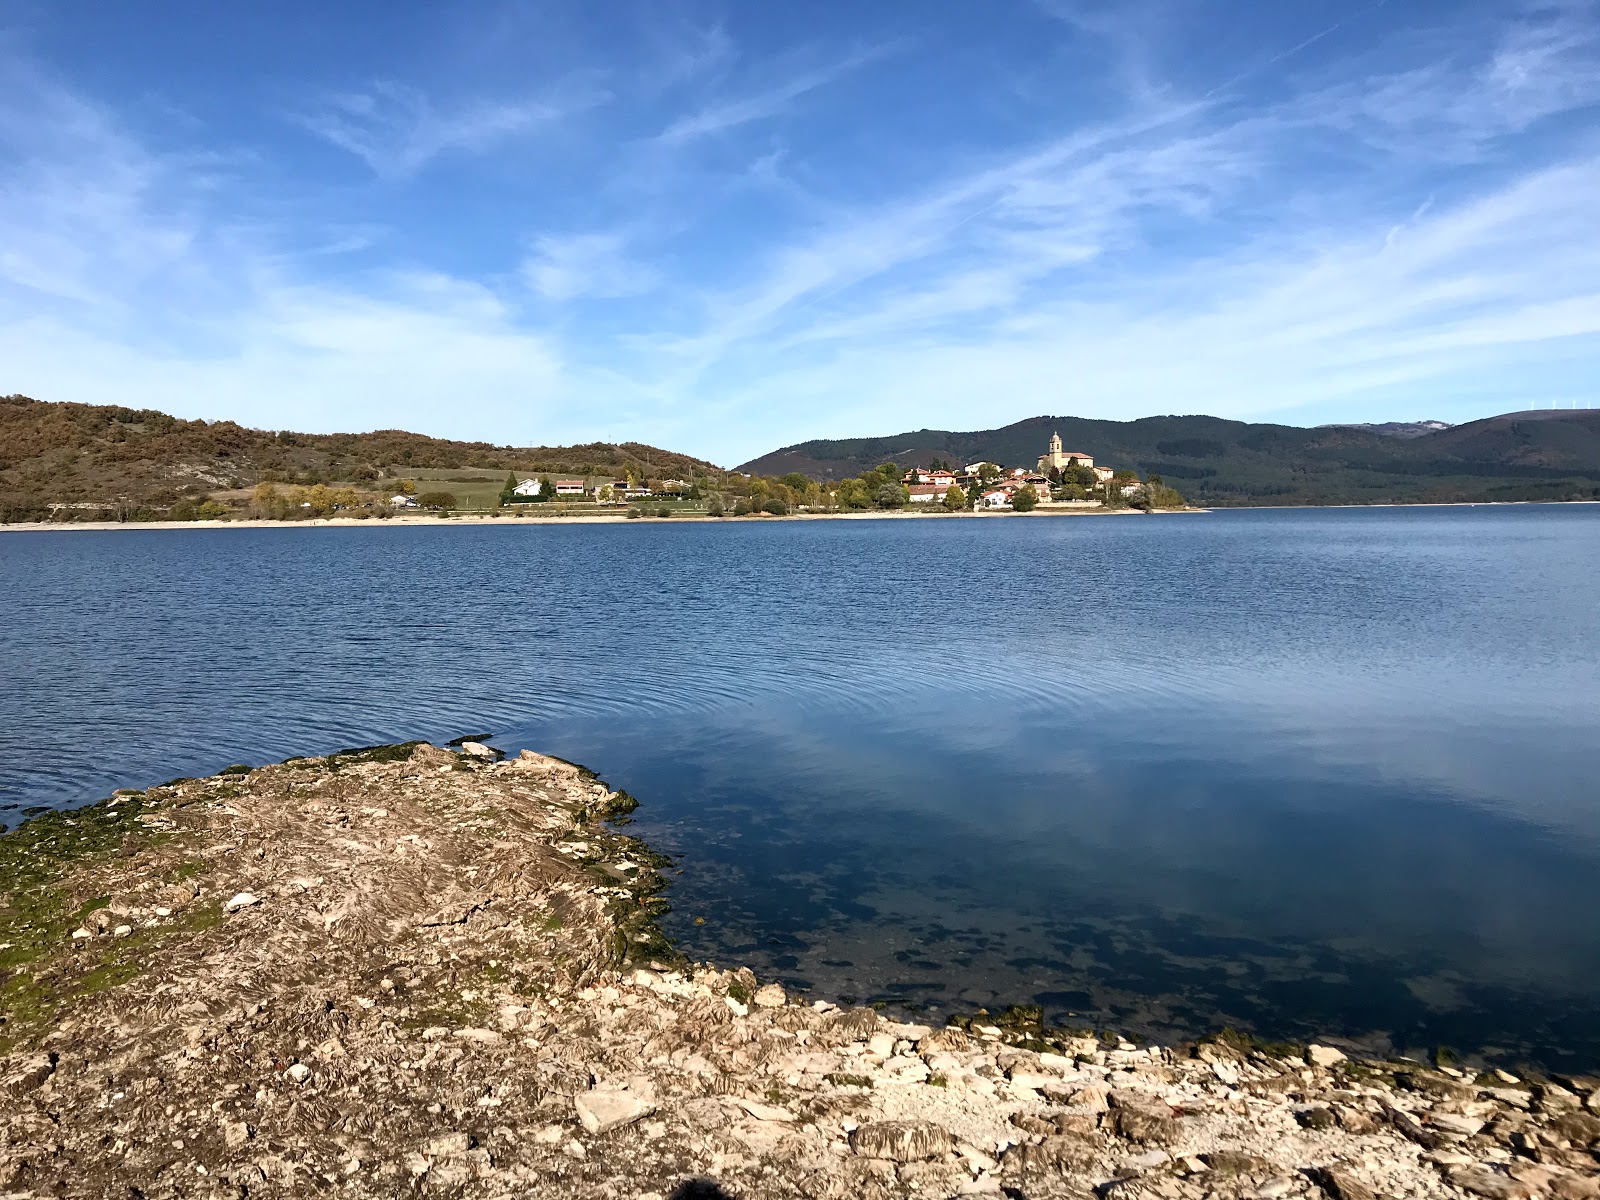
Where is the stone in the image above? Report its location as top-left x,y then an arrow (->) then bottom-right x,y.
424,1132 -> 471,1157
224,892 -> 260,913
574,1088 -> 655,1135
752,983 -> 787,1008
5,1052 -> 57,1095
459,741 -> 495,759
222,1121 -> 251,1148
1429,1111 -> 1487,1138
1308,1045 -> 1346,1068
1447,1166 -> 1535,1199
285,1063 -> 311,1085
734,1098 -> 795,1122
849,1121 -> 956,1162
1111,1107 -> 1178,1146
112,924 -> 133,938
1314,1166 -> 1377,1200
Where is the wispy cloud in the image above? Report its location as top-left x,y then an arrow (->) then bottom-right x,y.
523,231 -> 657,302
655,44 -> 897,144
296,81 -> 603,178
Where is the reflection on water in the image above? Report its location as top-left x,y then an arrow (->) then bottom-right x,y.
3,507 -> 1599,1066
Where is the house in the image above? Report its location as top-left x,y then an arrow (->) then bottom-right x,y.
979,489 -> 1012,509
659,479 -> 687,493
1091,465 -> 1115,483
902,468 -> 933,484
511,479 -> 542,497
554,479 -> 586,497
391,494 -> 418,508
929,470 -> 957,486
907,484 -> 943,503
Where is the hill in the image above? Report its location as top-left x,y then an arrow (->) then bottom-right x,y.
0,396 -> 724,520
737,411 -> 1600,506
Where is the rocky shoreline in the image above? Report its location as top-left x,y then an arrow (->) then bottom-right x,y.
2,743 -> 1597,1199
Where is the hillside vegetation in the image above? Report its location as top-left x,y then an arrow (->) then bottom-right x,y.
738,411 -> 1600,506
0,396 -> 724,521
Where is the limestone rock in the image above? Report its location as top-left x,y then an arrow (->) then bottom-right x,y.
849,1121 -> 955,1162
1307,1044 -> 1346,1068
5,1053 -> 57,1095
752,983 -> 786,1008
224,892 -> 260,913
574,1088 -> 655,1135
1314,1166 -> 1377,1200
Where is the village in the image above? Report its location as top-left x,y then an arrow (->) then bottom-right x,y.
470,432 -> 1183,515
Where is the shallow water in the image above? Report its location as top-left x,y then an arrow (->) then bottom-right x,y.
3,507 -> 1598,1066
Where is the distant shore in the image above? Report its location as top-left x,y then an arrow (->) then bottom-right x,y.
0,506 -> 1201,532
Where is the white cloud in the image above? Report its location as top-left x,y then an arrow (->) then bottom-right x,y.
296,81 -> 602,178
655,44 -> 896,144
522,232 -> 657,302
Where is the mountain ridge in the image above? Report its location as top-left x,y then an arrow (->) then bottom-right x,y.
736,410 -> 1600,506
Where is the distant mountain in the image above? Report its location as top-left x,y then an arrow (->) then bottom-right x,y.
737,410 -> 1600,506
1323,420 -> 1453,438
0,395 -> 723,520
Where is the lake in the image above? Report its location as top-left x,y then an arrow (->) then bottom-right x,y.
3,506 -> 1598,1069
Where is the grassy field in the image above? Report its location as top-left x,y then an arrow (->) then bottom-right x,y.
400,468 -> 711,514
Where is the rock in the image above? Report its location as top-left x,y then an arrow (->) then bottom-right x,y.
112,924 -> 133,938
222,1120 -> 252,1148
1493,1069 -> 1521,1085
1447,1166 -> 1535,1199
5,1052 -> 57,1095
1333,1105 -> 1380,1134
224,892 -> 260,913
70,927 -> 91,940
734,1098 -> 795,1122
752,983 -> 786,1008
1384,1104 -> 1449,1150
849,1121 -> 956,1162
1429,1111 -> 1487,1138
1297,1106 -> 1336,1130
1111,1107 -> 1178,1147
285,1063 -> 311,1085
424,1132 -> 472,1157
724,996 -> 749,1017
574,1088 -> 654,1135
1314,1166 -> 1377,1200
1203,1150 -> 1273,1178
1308,1044 -> 1346,1068
459,741 -> 495,759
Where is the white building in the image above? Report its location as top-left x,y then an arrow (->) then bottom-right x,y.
512,479 -> 542,497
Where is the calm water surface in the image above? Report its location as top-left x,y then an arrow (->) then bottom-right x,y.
3,507 -> 1598,1067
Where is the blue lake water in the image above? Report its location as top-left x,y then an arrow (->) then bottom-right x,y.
2,507 -> 1598,1068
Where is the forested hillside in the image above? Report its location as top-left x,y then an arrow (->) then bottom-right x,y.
0,396 -> 724,520
738,410 -> 1600,506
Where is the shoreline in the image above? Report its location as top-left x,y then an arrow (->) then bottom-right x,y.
0,506 -> 1198,533
6,497 -> 1598,534
2,745 -> 1595,1199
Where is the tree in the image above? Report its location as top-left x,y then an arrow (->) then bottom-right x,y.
596,484 -> 615,504
417,491 -> 457,511
875,481 -> 909,509
763,499 -> 789,515
1011,484 -> 1039,512
498,471 -> 517,506
778,472 -> 810,492
397,479 -> 417,496
978,462 -> 1001,484
250,482 -> 280,517
538,476 -> 555,502
706,494 -> 725,517
942,483 -> 967,511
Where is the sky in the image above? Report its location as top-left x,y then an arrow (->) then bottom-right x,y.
1,0 -> 1598,465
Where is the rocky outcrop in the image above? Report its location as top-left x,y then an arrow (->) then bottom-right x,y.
2,745 -> 1598,1199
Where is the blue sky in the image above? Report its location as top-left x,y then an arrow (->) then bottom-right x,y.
1,0 -> 1597,464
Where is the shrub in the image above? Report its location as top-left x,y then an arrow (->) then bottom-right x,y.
656,506 -> 672,518
763,499 -> 788,516
1011,484 -> 1039,512
416,491 -> 457,511
626,507 -> 643,519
